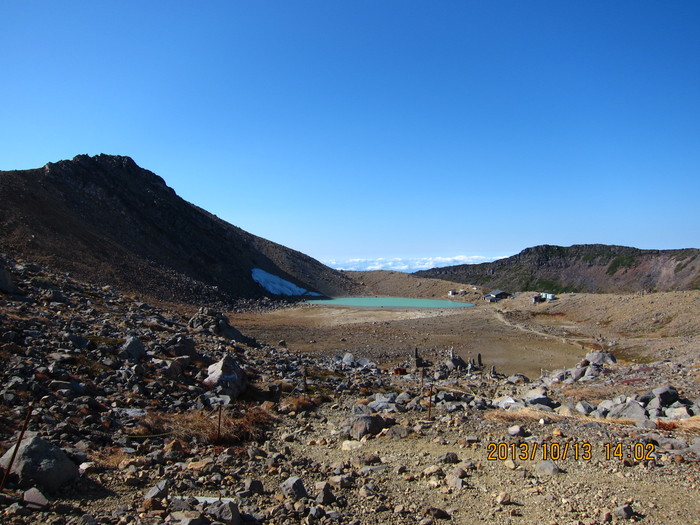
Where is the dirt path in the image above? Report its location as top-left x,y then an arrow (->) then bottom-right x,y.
494,309 -> 565,341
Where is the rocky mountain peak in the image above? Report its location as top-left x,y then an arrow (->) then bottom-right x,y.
1,154 -> 359,304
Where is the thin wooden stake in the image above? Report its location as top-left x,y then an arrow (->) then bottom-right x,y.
1,398 -> 35,493
216,405 -> 223,443
427,384 -> 433,421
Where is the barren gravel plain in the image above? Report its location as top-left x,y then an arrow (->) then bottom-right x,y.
2,265 -> 700,525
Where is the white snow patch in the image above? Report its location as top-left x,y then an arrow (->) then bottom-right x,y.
251,268 -> 323,296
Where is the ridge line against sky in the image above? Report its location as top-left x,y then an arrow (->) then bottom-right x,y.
323,255 -> 506,272
1,1 -> 699,262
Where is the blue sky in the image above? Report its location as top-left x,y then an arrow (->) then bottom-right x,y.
2,2 -> 699,271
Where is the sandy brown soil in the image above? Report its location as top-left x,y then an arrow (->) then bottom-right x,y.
231,304 -> 578,379
284,402 -> 700,525
231,271 -> 700,380
222,278 -> 700,524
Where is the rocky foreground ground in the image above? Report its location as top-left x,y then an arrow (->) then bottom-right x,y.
1,258 -> 699,524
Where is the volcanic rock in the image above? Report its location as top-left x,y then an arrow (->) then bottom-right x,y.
203,354 -> 248,398
0,435 -> 79,493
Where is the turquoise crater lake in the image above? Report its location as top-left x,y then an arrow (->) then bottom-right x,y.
304,297 -> 474,308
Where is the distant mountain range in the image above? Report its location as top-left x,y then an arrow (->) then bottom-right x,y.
415,244 -> 700,293
2,155 -> 697,302
0,154 -> 359,304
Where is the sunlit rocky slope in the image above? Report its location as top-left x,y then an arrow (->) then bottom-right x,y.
416,244 -> 700,293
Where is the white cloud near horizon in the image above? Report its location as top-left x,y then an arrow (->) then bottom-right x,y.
323,255 -> 506,272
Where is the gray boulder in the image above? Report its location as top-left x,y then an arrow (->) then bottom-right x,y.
585,351 -> 616,365
206,500 -> 241,525
164,335 -> 199,358
523,387 -> 558,408
203,354 -> 248,398
188,308 -> 249,342
445,355 -> 468,371
581,364 -> 602,380
664,405 -> 692,420
22,487 -> 49,510
652,385 -> 680,407
607,400 -> 647,421
614,504 -> 634,519
348,415 -> 388,440
280,476 -> 308,500
570,367 -> 587,381
575,400 -> 595,415
120,336 -> 146,362
690,438 -> 700,457
144,479 -> 170,500
535,460 -> 561,476
0,266 -> 19,294
315,482 -> 336,505
0,435 -> 79,493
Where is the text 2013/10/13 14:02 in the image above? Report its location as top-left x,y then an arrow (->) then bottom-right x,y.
486,442 -> 657,462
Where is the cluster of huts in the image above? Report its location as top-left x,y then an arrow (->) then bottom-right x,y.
480,290 -> 557,304
446,288 -> 557,304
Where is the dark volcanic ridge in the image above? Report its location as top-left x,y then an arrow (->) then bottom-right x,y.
0,154 -> 360,305
416,244 -> 700,294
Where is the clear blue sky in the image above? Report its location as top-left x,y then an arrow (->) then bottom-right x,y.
2,2 -> 699,271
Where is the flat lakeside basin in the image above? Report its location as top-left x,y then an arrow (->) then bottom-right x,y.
304,296 -> 474,308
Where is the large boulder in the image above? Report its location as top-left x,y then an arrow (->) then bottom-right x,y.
585,351 -> 616,366
607,400 -> 647,421
445,355 -> 468,371
280,476 -> 308,500
119,336 -> 147,362
203,354 -> 248,398
188,308 -> 251,343
0,435 -> 79,493
163,335 -> 199,358
0,266 -> 19,294
347,415 -> 389,440
206,500 -> 242,525
652,385 -> 680,407
523,386 -> 558,408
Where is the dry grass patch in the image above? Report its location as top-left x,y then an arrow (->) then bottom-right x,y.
132,406 -> 276,445
484,408 -> 638,429
667,416 -> 700,435
93,447 -> 131,470
278,395 -> 320,414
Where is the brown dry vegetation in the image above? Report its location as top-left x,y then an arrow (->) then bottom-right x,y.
130,407 -> 276,445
